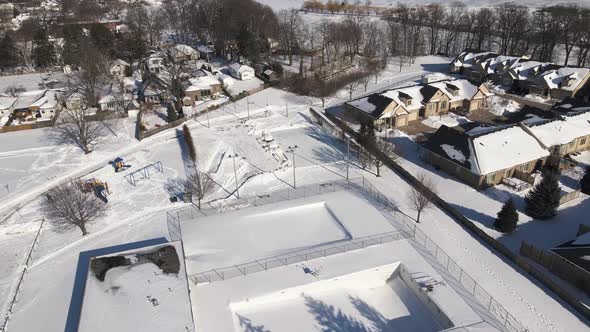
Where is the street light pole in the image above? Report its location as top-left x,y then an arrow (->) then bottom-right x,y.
287,145 -> 298,188
346,136 -> 350,180
228,153 -> 240,198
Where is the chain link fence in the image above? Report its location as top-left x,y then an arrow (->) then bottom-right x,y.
166,177 -> 527,332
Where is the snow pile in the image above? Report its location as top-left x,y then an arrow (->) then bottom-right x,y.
488,96 -> 522,116
441,144 -> 466,163
422,113 -> 471,129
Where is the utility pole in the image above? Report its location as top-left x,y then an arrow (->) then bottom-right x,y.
286,100 -> 289,117
246,96 -> 255,120
346,136 -> 350,180
206,108 -> 210,128
287,145 -> 298,188
228,153 -> 240,198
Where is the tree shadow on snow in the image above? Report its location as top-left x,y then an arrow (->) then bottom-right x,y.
350,295 -> 417,332
237,314 -> 270,332
304,295 -> 370,332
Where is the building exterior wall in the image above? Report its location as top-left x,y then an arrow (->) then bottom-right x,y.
421,149 -> 484,188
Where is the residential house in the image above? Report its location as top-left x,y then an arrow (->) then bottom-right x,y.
146,53 -> 165,75
345,79 -> 492,129
183,73 -> 223,106
530,67 -> 590,100
99,93 -> 133,111
422,124 -> 549,189
196,45 -> 215,61
170,44 -> 200,63
29,90 -> 62,121
449,48 -> 499,82
65,92 -> 84,110
0,96 -> 17,118
12,90 -> 49,121
228,62 -> 255,80
109,59 -> 130,78
522,110 -> 590,158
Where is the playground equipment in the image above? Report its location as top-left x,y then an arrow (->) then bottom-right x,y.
82,178 -> 110,203
125,161 -> 164,186
112,157 -> 132,173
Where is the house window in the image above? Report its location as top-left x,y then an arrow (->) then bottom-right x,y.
441,101 -> 447,110
519,163 -> 529,172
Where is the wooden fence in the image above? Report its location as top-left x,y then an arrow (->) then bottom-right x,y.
560,190 -> 581,206
521,241 -> 590,295
138,100 -> 232,140
322,108 -> 590,323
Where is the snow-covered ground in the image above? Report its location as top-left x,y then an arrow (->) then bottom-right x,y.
421,113 -> 471,129
1,56 -> 589,332
488,95 -> 522,116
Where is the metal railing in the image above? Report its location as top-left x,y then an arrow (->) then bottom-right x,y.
189,230 -> 406,284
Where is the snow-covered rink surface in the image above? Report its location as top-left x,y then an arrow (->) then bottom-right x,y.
194,240 -> 496,332
78,242 -> 193,332
181,191 -> 394,274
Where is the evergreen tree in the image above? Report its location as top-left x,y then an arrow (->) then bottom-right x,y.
0,33 -> 19,70
167,103 -> 178,122
524,169 -> 561,219
32,27 -> 56,68
358,122 -> 376,145
581,166 -> 590,195
494,198 -> 518,233
62,25 -> 84,66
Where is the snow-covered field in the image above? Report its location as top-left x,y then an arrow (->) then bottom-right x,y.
1,56 -> 589,332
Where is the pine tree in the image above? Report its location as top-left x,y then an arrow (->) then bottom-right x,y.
32,27 -> 56,68
524,169 -> 561,219
494,198 -> 518,233
581,166 -> 590,195
167,103 -> 178,122
0,33 -> 19,70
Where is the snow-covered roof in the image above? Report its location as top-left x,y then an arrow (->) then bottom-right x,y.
172,44 -> 199,57
381,86 -> 424,112
452,50 -> 496,68
428,79 -> 485,102
0,96 -> 17,110
539,67 -> 590,91
228,62 -> 254,74
111,59 -> 129,68
471,126 -> 549,175
197,45 -> 215,53
526,111 -> 590,147
13,90 -> 47,110
425,125 -> 549,175
187,74 -> 220,91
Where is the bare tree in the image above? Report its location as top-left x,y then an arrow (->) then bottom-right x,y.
407,172 -> 437,223
42,180 -> 107,236
68,40 -> 109,107
54,109 -> 105,154
186,170 -> 216,208
373,139 -> 397,177
344,72 -> 365,101
278,9 -> 304,66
